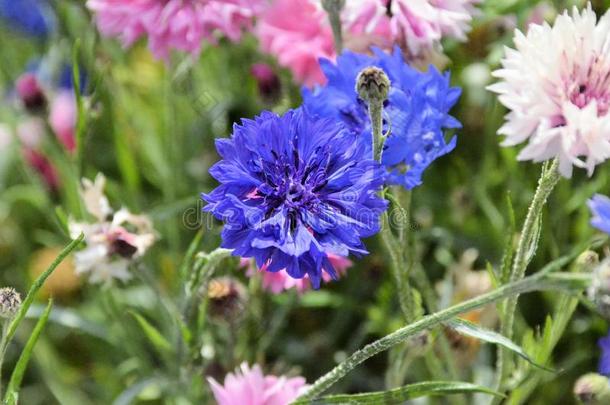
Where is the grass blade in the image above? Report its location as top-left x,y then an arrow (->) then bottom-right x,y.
4,299 -> 53,404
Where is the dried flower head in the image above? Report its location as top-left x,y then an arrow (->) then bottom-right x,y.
574,373 -> 610,404
0,287 -> 21,318
589,258 -> 610,320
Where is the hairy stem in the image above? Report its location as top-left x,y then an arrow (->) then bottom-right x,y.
493,158 -> 560,398
294,271 -> 589,401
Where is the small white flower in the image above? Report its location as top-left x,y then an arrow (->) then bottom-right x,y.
488,4 -> 610,177
69,174 -> 156,284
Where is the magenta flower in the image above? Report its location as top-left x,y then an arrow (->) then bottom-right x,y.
256,0 -> 334,86
243,254 -> 353,294
342,0 -> 480,60
207,363 -> 307,405
87,0 -> 262,60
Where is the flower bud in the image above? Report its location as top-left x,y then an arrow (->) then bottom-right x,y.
588,258 -> 610,319
356,67 -> 390,105
16,73 -> 46,111
0,287 -> 21,319
574,373 -> 610,404
206,277 -> 246,322
250,63 -> 281,104
576,250 -> 599,269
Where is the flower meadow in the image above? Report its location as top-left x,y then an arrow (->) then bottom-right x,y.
5,1 -> 610,404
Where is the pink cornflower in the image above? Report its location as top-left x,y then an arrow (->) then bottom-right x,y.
342,0 -> 479,60
207,363 -> 307,405
87,0 -> 262,60
488,4 -> 610,177
242,254 -> 353,294
256,0 -> 334,87
48,90 -> 77,153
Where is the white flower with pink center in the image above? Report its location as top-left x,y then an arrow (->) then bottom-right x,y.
69,174 -> 156,284
488,4 -> 610,177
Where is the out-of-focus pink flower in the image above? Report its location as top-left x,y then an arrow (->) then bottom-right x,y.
256,0 -> 334,87
48,90 -> 76,152
23,148 -> 60,193
16,72 -> 46,111
242,254 -> 353,294
343,0 -> 479,59
87,0 -> 262,60
207,363 -> 307,405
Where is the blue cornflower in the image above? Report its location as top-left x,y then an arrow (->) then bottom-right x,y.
202,108 -> 387,288
599,331 -> 610,376
589,194 -> 610,234
303,46 -> 461,189
0,0 -> 54,38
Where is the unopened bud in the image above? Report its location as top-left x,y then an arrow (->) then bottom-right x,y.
588,258 -> 610,319
356,67 -> 390,105
16,73 -> 46,111
250,63 -> 281,104
206,277 -> 246,322
0,287 -> 21,319
576,250 -> 599,269
574,373 -> 610,404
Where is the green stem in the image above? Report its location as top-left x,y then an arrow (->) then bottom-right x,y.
369,102 -> 384,162
293,271 -> 589,401
321,0 -> 344,53
493,159 -> 560,397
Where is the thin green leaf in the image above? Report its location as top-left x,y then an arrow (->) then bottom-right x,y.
72,39 -> 86,155
445,318 -> 552,371
5,234 -> 83,344
4,300 -> 53,404
25,304 -> 110,342
292,381 -> 503,404
129,311 -> 172,354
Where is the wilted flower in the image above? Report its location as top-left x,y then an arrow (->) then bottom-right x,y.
87,0 -> 262,60
588,258 -> 610,320
256,0 -> 335,86
488,5 -> 610,177
207,363 -> 307,405
342,0 -> 479,60
0,287 -> 21,318
69,174 -> 156,284
206,277 -> 247,321
303,47 -> 460,189
0,0 -> 55,38
202,108 -> 386,288
243,254 -> 353,294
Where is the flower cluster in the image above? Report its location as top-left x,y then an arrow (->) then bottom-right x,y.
303,46 -> 461,189
203,108 -> 387,288
489,5 -> 610,178
69,174 -> 156,284
207,363 -> 307,405
87,0 -> 262,60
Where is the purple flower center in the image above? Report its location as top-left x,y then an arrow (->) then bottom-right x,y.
565,56 -> 610,115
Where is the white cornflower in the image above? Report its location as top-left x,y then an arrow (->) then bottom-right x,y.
488,4 -> 610,177
69,174 -> 156,284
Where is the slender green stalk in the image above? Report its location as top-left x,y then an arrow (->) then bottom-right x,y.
321,0 -> 344,53
493,159 -> 560,397
293,271 -> 589,401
